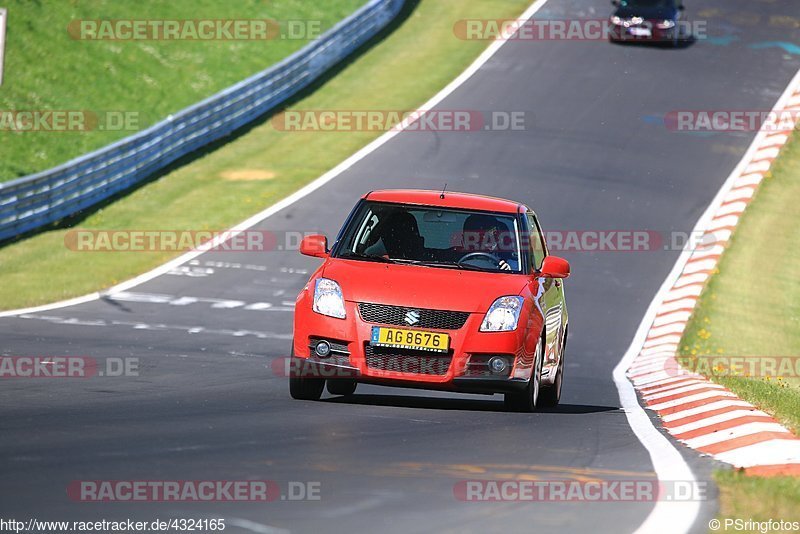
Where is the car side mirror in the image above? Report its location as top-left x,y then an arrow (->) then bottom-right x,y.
611,0 -> 620,6
678,4 -> 685,10
300,234 -> 328,258
539,256 -> 570,279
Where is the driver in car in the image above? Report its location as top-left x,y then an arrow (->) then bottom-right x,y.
461,214 -> 517,271
364,210 -> 426,260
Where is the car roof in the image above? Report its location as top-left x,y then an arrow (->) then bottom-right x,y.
363,189 -> 525,214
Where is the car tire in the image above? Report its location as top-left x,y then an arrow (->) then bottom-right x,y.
504,339 -> 543,412
290,375 -> 325,400
287,347 -> 325,401
540,331 -> 566,408
539,361 -> 562,408
326,379 -> 357,396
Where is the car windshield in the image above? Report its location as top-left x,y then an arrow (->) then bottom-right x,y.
619,0 -> 676,8
334,201 -> 524,273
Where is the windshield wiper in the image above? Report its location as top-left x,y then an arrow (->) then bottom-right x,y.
416,260 -> 498,273
338,253 -> 501,272
338,251 -> 396,263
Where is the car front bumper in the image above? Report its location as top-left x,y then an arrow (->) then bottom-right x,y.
292,297 -> 541,393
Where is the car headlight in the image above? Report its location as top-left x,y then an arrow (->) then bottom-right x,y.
480,296 -> 524,332
630,17 -> 644,25
313,278 -> 346,319
611,16 -> 624,25
657,19 -> 676,29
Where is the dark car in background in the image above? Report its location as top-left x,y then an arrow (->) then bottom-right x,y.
609,0 -> 690,45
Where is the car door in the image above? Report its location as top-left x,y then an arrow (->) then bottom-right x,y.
526,212 -> 565,368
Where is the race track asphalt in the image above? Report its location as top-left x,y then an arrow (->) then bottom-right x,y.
2,1 -> 799,532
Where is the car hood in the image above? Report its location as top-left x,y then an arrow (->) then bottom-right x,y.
614,6 -> 676,20
322,259 -> 530,313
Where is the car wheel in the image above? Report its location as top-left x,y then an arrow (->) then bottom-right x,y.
540,332 -> 566,408
290,375 -> 325,400
539,360 -> 562,408
288,347 -> 325,401
326,379 -> 357,396
504,339 -> 543,412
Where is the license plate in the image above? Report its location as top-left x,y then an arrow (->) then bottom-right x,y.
370,327 -> 449,353
629,27 -> 651,37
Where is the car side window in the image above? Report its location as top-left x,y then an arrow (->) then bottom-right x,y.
353,210 -> 379,251
526,213 -> 547,270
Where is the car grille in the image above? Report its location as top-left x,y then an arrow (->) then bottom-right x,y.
364,345 -> 452,376
358,302 -> 470,330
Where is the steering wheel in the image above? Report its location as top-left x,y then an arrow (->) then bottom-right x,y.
457,251 -> 502,268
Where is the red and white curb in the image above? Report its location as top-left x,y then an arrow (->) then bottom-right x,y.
626,74 -> 800,476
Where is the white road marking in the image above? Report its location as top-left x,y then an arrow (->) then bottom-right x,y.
643,383 -> 725,402
707,215 -> 741,232
2,3 -> 794,532
646,322 -> 689,338
631,372 -> 702,387
652,310 -> 692,328
0,0 -> 544,319
673,273 -> 708,289
735,173 -> 764,187
670,409 -> 772,435
647,390 -> 736,412
761,133 -> 789,147
714,440 -> 800,468
715,201 -> 747,216
109,291 -> 294,311
661,400 -> 754,423
614,66 -> 800,534
722,187 -> 755,203
682,422 -> 790,449
642,333 -> 682,347
167,266 -> 215,277
13,314 -> 292,340
641,379 -> 706,397
744,159 -> 771,173
687,247 -> 724,261
682,259 -> 718,275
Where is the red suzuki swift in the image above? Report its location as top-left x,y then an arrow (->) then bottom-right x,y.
290,190 -> 570,412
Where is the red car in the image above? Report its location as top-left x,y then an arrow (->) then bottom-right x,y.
290,190 -> 570,412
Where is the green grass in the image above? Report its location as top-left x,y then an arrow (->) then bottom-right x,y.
715,470 -> 800,529
678,131 -> 800,527
0,0 -> 533,309
678,131 -> 800,435
0,0 -> 364,181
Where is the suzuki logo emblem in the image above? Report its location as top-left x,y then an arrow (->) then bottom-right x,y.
404,310 -> 420,326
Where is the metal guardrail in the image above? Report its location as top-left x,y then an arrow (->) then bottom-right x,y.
0,0 -> 405,242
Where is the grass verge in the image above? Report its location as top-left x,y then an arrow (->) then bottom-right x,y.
0,0 -> 532,310
678,131 -> 800,526
678,132 -> 800,434
0,0 -> 363,181
714,471 -> 800,528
